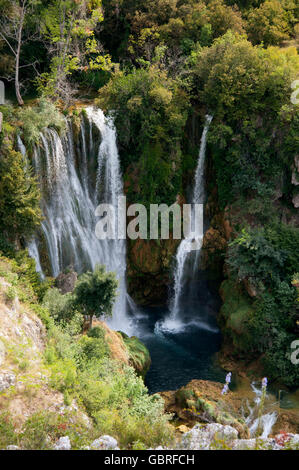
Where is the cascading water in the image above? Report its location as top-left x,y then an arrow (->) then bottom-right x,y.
27,106 -> 133,334
85,107 -> 132,333
159,115 -> 213,332
17,135 -> 45,278
244,383 -> 278,438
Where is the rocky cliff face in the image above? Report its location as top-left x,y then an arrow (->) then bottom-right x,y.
127,238 -> 180,305
0,258 -> 90,430
0,256 -> 151,433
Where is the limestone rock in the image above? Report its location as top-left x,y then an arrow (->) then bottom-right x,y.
0,339 -> 5,366
232,434 -> 299,450
56,270 -> 78,294
291,155 -> 299,186
53,436 -> 71,450
292,193 -> 299,208
91,435 -> 119,450
0,373 -> 16,392
180,423 -> 238,450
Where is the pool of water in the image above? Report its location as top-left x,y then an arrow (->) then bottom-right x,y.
134,279 -> 226,394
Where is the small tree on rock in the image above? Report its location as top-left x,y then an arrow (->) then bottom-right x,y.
72,265 -> 118,329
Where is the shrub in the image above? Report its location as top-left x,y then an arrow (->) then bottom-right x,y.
17,98 -> 66,147
42,288 -> 74,323
72,265 -> 118,329
0,413 -> 17,448
19,411 -> 93,450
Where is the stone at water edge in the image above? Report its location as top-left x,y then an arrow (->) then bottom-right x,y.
53,436 -> 71,450
91,435 -> 119,450
6,445 -> 21,450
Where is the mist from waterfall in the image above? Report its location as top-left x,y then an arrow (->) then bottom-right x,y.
159,115 -> 213,332
27,107 -> 133,334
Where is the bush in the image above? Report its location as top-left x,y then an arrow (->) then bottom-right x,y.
19,411 -> 93,450
0,413 -> 17,448
17,98 -> 66,147
42,288 -> 74,323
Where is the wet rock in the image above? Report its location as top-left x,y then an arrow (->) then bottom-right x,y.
53,436 -> 71,450
127,237 -> 180,305
201,226 -> 227,273
56,270 -> 78,294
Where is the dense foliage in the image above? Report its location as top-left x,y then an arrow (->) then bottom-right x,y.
0,139 -> 42,243
72,265 -> 118,328
0,256 -> 173,449
98,64 -> 189,205
225,225 -> 299,386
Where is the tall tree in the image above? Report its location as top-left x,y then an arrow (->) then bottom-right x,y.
0,0 -> 39,105
0,141 -> 42,244
38,0 -> 111,105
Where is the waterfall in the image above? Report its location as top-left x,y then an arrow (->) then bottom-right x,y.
17,135 -> 44,278
85,107 -> 132,333
244,383 -> 278,438
160,115 -> 213,332
28,106 -> 133,334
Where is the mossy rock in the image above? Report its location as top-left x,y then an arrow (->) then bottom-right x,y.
119,333 -> 151,379
175,388 -> 196,408
219,280 -> 255,352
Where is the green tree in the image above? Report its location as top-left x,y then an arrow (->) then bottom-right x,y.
0,142 -> 42,243
72,265 -> 118,329
247,0 -> 296,46
98,64 -> 189,206
38,0 -> 111,105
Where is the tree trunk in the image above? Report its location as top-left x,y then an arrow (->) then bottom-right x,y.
15,54 -> 24,106
89,315 -> 93,329
15,5 -> 25,106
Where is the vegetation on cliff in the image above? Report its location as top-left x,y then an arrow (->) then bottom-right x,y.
0,0 -> 298,397
0,255 -> 172,449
